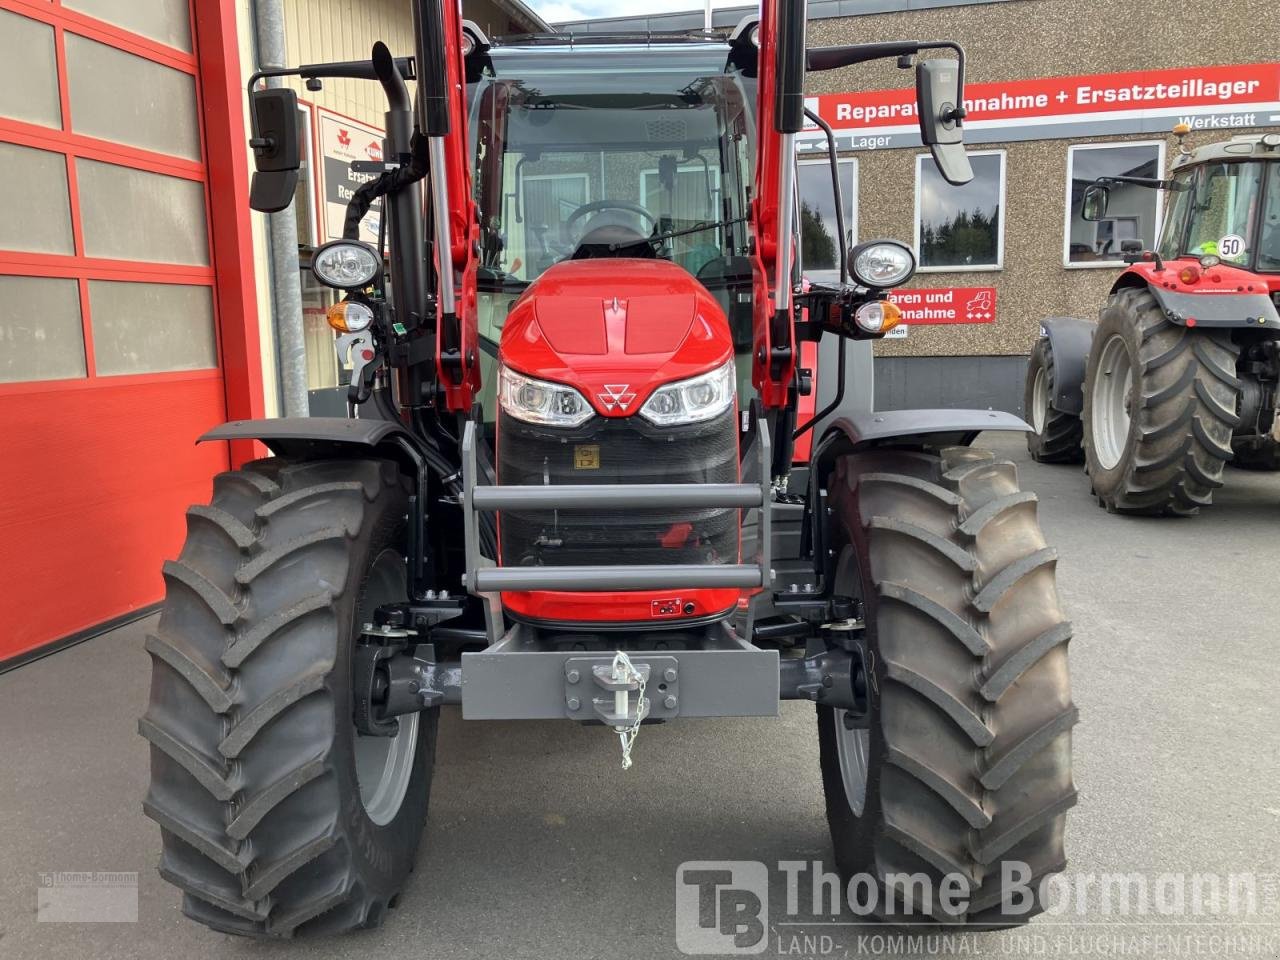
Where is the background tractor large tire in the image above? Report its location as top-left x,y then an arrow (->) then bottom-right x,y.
140,457 -> 436,938
818,446 -> 1076,926
1082,288 -> 1240,515
1230,435 -> 1280,471
1024,337 -> 1084,464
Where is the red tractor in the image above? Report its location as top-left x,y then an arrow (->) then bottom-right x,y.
1028,129 -> 1280,512
141,0 -> 1076,937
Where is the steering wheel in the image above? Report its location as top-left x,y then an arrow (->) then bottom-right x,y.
564,200 -> 657,233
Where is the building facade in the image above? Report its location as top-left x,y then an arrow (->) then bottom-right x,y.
562,0 -> 1280,413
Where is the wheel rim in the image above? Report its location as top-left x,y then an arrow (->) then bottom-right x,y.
353,548 -> 418,827
834,710 -> 870,816
831,546 -> 869,816
1031,364 -> 1049,434
1091,333 -> 1133,471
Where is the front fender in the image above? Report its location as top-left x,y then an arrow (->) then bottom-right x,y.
820,408 -> 1031,454
201,417 -> 421,468
1040,316 -> 1096,416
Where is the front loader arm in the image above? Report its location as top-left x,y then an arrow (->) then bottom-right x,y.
749,0 -> 803,409
414,0 -> 481,412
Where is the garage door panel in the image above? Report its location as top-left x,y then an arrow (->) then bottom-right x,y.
77,159 -> 210,265
0,8 -> 62,129
0,0 -> 253,663
0,142 -> 76,255
0,377 -> 228,532
3,472 -> 217,662
62,0 -> 192,52
0,276 -> 86,383
89,281 -> 217,376
65,32 -> 202,161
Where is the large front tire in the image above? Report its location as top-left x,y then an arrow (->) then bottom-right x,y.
818,447 -> 1076,926
1082,289 -> 1240,515
140,458 -> 436,938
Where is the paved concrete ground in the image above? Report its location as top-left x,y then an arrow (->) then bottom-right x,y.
3,434 -> 1280,960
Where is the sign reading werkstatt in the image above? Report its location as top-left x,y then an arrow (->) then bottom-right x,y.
316,108 -> 384,245
800,63 -> 1280,152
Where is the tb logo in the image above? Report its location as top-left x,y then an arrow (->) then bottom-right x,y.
675,861 -> 768,955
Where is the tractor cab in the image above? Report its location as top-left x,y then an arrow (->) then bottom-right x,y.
1157,135 -> 1280,277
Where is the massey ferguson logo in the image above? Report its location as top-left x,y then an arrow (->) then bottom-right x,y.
337,128 -> 351,147
598,384 -> 636,412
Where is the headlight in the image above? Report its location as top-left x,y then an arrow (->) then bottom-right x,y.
639,360 -> 736,427
850,240 -> 916,289
498,364 -> 593,428
312,240 -> 380,290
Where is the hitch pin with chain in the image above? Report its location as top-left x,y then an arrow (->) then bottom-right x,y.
611,651 -> 647,770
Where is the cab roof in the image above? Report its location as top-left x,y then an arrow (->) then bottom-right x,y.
1173,133 -> 1280,169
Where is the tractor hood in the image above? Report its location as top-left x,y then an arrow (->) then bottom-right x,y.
499,259 -> 734,417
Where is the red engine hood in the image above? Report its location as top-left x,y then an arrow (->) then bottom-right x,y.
499,259 -> 733,417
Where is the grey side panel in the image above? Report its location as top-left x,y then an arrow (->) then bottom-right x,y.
1146,287 -> 1280,329
873,355 -> 1027,416
1041,316 -> 1096,415
825,407 -> 1031,450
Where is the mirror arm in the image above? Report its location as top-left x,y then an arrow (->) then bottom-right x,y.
807,39 -> 965,87
802,106 -> 849,285
247,57 -> 416,98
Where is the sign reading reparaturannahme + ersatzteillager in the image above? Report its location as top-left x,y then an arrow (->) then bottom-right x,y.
800,62 -> 1280,152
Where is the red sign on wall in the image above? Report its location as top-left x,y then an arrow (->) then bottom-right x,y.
803,63 -> 1280,148
887,287 -> 997,324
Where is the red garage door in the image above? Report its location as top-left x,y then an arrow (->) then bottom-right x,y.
0,0 -> 261,665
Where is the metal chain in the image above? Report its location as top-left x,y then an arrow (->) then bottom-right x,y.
612,651 -> 648,770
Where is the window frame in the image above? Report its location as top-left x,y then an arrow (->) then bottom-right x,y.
796,155 -> 859,281
913,149 -> 1006,273
1061,139 -> 1166,270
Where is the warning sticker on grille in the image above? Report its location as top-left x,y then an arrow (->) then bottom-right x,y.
573,445 -> 600,470
651,598 -> 682,618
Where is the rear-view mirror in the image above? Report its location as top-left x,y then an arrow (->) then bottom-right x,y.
915,58 -> 972,186
1081,183 -> 1111,221
248,87 -> 301,213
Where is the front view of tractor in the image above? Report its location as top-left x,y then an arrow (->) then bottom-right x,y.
140,0 -> 1076,937
1029,129 -> 1280,513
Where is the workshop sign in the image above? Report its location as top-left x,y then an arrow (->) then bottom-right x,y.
316,108 -> 384,245
801,63 -> 1280,152
887,286 -> 997,325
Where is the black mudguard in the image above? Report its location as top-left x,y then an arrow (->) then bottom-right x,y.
1039,316 -> 1096,416
802,407 -> 1033,588
200,418 -> 431,479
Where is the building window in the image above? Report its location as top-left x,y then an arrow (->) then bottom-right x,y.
1064,141 -> 1165,267
797,157 -> 857,281
914,151 -> 1005,272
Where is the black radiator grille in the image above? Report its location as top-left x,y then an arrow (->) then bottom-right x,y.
497,408 -> 739,568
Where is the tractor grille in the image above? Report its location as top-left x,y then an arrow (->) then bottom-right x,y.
497,408 -> 739,569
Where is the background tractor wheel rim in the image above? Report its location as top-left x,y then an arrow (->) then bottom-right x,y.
831,545 -> 869,816
1093,333 -> 1133,471
1032,365 -> 1049,433
354,548 -> 419,827
834,711 -> 870,816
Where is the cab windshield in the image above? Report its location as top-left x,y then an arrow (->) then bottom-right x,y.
468,45 -> 756,291
1160,160 -> 1280,270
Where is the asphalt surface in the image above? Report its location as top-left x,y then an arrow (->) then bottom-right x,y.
3,433 -> 1280,960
